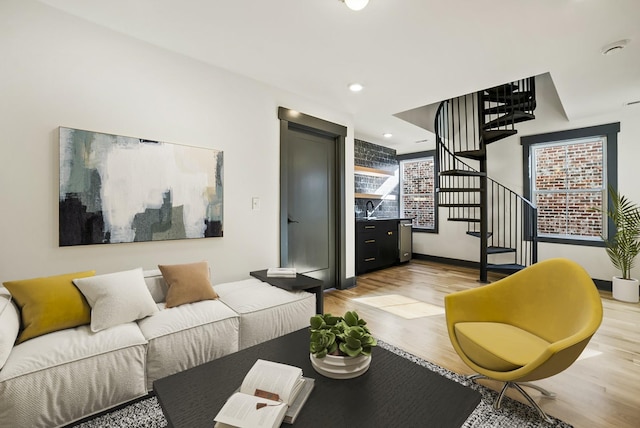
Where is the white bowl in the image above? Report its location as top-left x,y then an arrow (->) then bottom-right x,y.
309,353 -> 371,379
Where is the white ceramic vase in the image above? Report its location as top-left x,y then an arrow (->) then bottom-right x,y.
612,276 -> 640,303
309,353 -> 371,379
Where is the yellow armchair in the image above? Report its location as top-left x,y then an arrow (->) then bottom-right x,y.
444,258 -> 603,422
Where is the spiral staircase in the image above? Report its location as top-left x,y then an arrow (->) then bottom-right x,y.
435,77 -> 538,282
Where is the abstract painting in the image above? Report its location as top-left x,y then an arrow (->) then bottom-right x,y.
59,127 -> 223,246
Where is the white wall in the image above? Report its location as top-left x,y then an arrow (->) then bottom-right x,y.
0,0 -> 355,284
412,73 -> 640,281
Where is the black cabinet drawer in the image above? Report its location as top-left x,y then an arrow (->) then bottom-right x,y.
359,242 -> 377,259
360,256 -> 378,267
356,219 -> 401,274
357,222 -> 378,233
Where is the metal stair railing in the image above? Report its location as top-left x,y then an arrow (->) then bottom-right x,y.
435,80 -> 538,281
485,177 -> 538,272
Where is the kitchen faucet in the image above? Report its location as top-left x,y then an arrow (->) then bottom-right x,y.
366,200 -> 375,219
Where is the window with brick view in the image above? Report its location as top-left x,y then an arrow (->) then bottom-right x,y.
399,155 -> 437,231
521,122 -> 619,246
532,138 -> 604,239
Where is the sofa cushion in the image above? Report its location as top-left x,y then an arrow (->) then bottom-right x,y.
138,299 -> 239,389
0,289 -> 20,369
0,322 -> 148,428
73,268 -> 159,332
3,270 -> 95,344
215,278 -> 315,350
159,261 -> 219,308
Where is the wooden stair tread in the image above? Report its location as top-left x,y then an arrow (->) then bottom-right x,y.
487,246 -> 517,254
487,263 -> 526,272
455,149 -> 486,160
483,111 -> 535,130
440,169 -> 486,177
438,187 -> 482,193
447,218 -> 480,223
484,83 -> 519,95
440,203 -> 481,208
481,129 -> 518,144
484,90 -> 534,104
483,100 -> 536,115
466,231 -> 493,238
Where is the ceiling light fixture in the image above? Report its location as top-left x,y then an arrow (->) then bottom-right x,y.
341,0 -> 369,11
601,39 -> 630,56
348,83 -> 364,92
383,133 -> 393,138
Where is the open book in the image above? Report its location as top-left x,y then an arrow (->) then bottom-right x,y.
266,267 -> 297,278
214,359 -> 313,428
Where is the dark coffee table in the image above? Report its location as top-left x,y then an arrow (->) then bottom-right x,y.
154,329 -> 480,428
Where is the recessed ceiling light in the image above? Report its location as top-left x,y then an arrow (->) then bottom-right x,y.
341,0 -> 369,11
383,133 -> 393,138
601,39 -> 630,55
348,83 -> 364,92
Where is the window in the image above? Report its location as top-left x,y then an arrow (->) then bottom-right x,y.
521,123 -> 619,246
398,151 -> 438,232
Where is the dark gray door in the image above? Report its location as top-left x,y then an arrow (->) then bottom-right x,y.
285,129 -> 336,286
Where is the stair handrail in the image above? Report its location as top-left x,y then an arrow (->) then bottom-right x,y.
486,176 -> 536,209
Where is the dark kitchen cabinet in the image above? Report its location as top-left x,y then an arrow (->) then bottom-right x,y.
356,219 -> 399,274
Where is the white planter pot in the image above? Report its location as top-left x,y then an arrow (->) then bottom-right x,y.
310,353 -> 371,379
612,276 -> 640,303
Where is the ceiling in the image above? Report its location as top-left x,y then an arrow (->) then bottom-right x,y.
38,0 -> 640,153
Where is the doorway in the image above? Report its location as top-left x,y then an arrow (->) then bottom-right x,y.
278,107 -> 347,289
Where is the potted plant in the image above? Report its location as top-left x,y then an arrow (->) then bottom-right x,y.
309,311 -> 377,378
602,186 -> 640,302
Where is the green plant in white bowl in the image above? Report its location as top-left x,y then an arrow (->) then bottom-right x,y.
309,311 -> 377,358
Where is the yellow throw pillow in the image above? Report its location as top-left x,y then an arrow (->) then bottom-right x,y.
158,261 -> 218,308
3,270 -> 95,344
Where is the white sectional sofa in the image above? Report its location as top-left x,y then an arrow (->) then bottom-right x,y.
0,268 -> 315,428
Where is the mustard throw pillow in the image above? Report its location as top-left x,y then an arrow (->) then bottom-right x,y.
3,270 -> 95,344
159,261 -> 218,308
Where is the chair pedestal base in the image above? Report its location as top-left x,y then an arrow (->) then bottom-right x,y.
468,374 -> 555,424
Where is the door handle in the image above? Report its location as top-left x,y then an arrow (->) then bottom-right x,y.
288,217 -> 299,224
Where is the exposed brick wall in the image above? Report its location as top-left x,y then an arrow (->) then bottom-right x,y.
533,139 -> 604,237
401,158 -> 435,228
354,139 -> 399,218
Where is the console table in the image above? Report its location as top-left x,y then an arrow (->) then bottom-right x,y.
250,269 -> 324,314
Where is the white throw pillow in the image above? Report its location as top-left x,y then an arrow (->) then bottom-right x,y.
73,268 -> 158,332
0,289 -> 20,369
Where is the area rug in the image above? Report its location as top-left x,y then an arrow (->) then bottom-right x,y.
73,340 -> 572,428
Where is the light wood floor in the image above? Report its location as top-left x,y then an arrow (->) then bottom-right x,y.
324,260 -> 640,428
